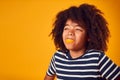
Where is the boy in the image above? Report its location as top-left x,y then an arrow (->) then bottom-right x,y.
44,3 -> 120,80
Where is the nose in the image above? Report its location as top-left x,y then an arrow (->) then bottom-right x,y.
68,29 -> 74,36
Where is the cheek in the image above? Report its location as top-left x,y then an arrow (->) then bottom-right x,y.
76,33 -> 82,39
76,34 -> 86,43
62,31 -> 67,37
62,32 -> 66,41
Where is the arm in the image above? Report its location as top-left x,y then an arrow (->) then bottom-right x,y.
45,54 -> 56,80
98,52 -> 120,80
44,74 -> 55,80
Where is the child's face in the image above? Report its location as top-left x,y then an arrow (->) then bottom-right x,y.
62,19 -> 87,51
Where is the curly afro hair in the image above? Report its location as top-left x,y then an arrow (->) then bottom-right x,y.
50,3 -> 110,52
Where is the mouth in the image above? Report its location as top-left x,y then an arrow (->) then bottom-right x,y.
65,39 -> 74,44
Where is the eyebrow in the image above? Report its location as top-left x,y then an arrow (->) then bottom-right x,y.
65,24 -> 81,27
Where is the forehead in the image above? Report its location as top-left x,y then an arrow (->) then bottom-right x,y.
65,19 -> 86,28
65,19 -> 78,25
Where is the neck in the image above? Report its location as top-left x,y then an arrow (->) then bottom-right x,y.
69,48 -> 86,59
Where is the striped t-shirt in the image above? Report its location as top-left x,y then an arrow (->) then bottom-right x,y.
47,49 -> 120,80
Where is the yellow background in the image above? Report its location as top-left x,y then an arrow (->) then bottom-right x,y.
0,0 -> 120,80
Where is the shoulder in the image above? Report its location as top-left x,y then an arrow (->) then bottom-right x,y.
85,49 -> 104,54
53,50 -> 67,58
54,50 -> 66,56
83,49 -> 105,58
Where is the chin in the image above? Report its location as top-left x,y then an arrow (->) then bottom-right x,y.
66,46 -> 75,50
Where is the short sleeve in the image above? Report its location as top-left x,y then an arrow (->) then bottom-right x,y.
46,54 -> 56,76
98,52 -> 120,80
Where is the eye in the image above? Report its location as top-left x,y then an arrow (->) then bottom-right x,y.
64,26 -> 69,30
64,27 -> 68,30
75,28 -> 81,30
75,27 -> 83,32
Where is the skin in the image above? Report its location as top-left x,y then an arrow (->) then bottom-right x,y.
44,19 -> 88,80
44,75 -> 55,80
62,19 -> 87,59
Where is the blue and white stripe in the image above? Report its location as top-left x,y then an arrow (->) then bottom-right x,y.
47,49 -> 120,80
